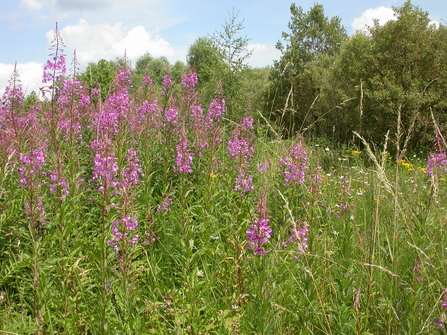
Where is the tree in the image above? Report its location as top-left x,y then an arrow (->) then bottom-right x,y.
132,53 -> 170,88
210,8 -> 253,119
211,8 -> 252,75
328,1 -> 447,149
266,3 -> 348,137
188,37 -> 225,85
187,37 -> 226,104
81,59 -> 118,101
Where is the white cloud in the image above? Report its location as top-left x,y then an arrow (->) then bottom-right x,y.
429,20 -> 440,29
0,62 -> 43,97
55,0 -> 118,12
247,45 -> 280,68
50,19 -> 176,67
352,7 -> 396,33
20,0 -> 42,11
249,43 -> 270,53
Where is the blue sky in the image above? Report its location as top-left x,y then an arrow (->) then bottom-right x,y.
1,0 -> 446,96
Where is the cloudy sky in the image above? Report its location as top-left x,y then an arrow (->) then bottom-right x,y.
1,0 -> 446,96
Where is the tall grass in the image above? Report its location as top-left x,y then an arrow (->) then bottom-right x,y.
1,26 -> 447,334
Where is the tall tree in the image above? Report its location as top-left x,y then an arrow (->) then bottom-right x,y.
81,59 -> 118,101
329,1 -> 447,148
266,3 -> 348,137
210,8 -> 253,119
187,37 -> 226,102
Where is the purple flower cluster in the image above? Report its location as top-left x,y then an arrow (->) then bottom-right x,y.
41,23 -> 66,98
157,197 -> 173,214
436,290 -> 447,331
134,99 -> 162,131
90,139 -> 119,193
174,126 -> 193,174
161,75 -> 172,96
181,72 -> 199,109
282,220 -> 309,260
164,107 -> 179,127
18,149 -> 47,219
121,149 -> 143,190
1,63 -> 24,113
206,98 -> 226,127
142,76 -> 153,86
108,216 -> 139,252
181,73 -> 198,89
18,149 -> 46,188
49,171 -> 70,201
442,289 -> 447,309
246,191 -> 272,256
227,118 -> 254,160
24,197 -> 45,219
234,174 -> 254,194
228,117 -> 255,194
427,152 -> 447,178
280,140 -> 307,186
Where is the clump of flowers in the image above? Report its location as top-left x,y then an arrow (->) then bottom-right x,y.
427,125 -> 447,178
174,125 -> 193,174
41,23 -> 66,99
49,171 -> 70,201
157,197 -> 173,213
427,153 -> 447,178
120,149 -> 144,190
227,117 -> 255,194
161,75 -> 172,96
435,289 -> 447,331
18,149 -> 47,220
90,138 -> 120,195
181,72 -> 199,107
280,139 -> 307,186
282,219 -> 309,260
107,215 -> 139,253
246,191 -> 272,256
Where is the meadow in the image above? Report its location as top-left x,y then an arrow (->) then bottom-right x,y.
1,30 -> 447,335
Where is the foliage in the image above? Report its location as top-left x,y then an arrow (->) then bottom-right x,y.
264,1 -> 447,151
81,59 -> 118,101
266,3 -> 348,138
187,37 -> 226,103
210,7 -> 253,119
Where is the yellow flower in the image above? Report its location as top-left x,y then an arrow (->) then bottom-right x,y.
397,159 -> 413,170
209,173 -> 218,179
351,150 -> 362,155
418,167 -> 427,173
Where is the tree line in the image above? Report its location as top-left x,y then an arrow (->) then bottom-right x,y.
61,1 -> 447,151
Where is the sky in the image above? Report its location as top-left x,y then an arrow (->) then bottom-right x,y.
0,0 -> 446,97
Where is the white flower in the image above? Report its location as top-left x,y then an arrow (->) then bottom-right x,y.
197,270 -> 204,278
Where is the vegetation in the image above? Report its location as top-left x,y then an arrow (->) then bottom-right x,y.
1,1 -> 447,334
268,1 -> 447,149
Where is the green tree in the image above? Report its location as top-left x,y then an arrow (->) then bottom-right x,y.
132,53 -> 170,88
328,1 -> 447,149
211,7 -> 252,75
81,59 -> 118,101
187,37 -> 226,104
188,37 -> 225,85
24,91 -> 39,112
210,8 -> 253,119
266,3 -> 348,137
